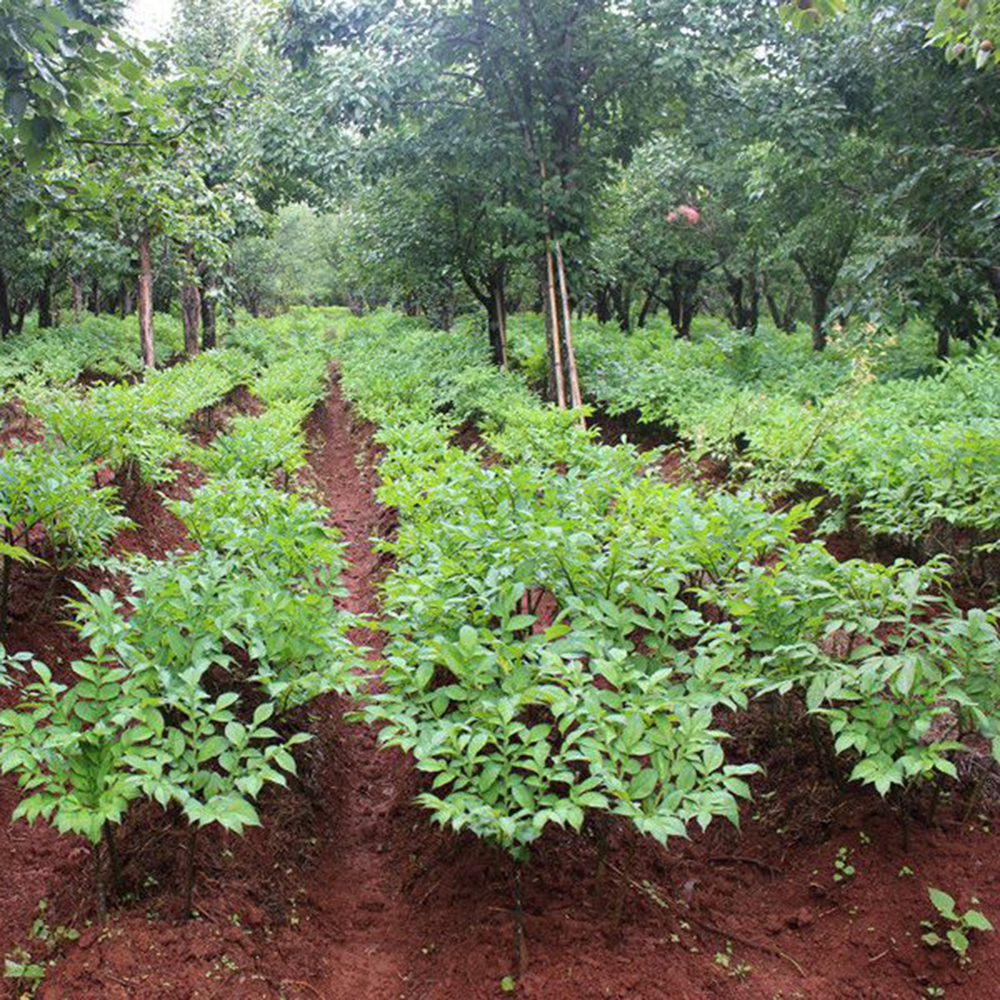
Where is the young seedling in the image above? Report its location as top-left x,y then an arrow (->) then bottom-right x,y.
921,887 -> 994,963
832,846 -> 855,883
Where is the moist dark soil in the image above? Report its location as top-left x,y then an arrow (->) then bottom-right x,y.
0,377 -> 996,998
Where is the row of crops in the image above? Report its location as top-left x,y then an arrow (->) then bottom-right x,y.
2,303 -> 999,930
335,310 -> 1000,865
0,308 -> 364,917
499,314 -> 1000,571
0,314 -> 187,393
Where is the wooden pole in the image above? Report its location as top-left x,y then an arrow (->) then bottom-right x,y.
544,243 -> 567,409
137,233 -> 156,369
554,240 -> 584,421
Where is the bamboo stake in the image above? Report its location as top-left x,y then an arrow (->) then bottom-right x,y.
545,243 -> 567,409
554,240 -> 585,421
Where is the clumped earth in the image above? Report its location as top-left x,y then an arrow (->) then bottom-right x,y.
0,379 -> 996,999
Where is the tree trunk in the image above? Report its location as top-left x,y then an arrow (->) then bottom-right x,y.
13,301 -> 27,334
809,283 -> 831,351
38,274 -> 54,329
729,273 -> 760,334
554,241 -> 583,412
936,325 -> 951,360
766,289 -> 796,332
0,269 -> 10,339
542,256 -> 567,407
637,279 -> 661,328
613,285 -> 631,333
595,286 -> 613,325
137,234 -> 156,369
200,289 -> 217,350
667,262 -> 703,340
90,277 -> 101,315
181,249 -> 201,357
71,276 -> 84,321
486,281 -> 508,368
987,265 -> 1000,338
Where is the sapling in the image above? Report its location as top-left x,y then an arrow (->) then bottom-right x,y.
122,665 -> 308,916
0,652 -> 152,919
922,887 -> 994,963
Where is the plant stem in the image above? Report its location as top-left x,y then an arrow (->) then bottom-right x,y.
513,858 -> 528,978
105,822 -> 123,898
92,840 -> 107,923
184,825 -> 198,918
0,527 -> 13,639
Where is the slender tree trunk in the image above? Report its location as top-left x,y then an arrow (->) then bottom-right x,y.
486,280 -> 508,368
809,283 -> 831,351
224,256 -> 236,333
0,527 -> 13,639
986,265 -> 1000,338
613,285 -> 631,333
668,263 -> 701,339
184,826 -> 198,918
936,325 -> 950,360
92,840 -> 107,923
105,822 -> 122,898
181,248 -> 201,357
595,287 -> 613,325
729,272 -> 761,333
137,234 -> 156,369
90,277 -> 101,315
0,269 -> 10,339
71,276 -> 84,321
637,287 -> 658,328
13,301 -> 27,334
200,289 -> 217,350
37,273 -> 54,329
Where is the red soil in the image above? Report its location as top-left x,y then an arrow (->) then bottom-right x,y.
0,377 -> 995,998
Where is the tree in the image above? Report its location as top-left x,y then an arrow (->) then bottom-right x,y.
277,0 -> 673,403
0,0 -> 145,165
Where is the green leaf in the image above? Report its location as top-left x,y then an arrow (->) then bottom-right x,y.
628,769 -> 659,801
929,887 -> 957,920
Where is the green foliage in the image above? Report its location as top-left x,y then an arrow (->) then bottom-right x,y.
31,347 -> 248,484
340,314 -> 769,857
168,474 -> 346,585
923,886 -> 995,961
122,666 -> 306,834
0,307 -> 360,917
0,652 -> 147,845
527,314 -> 1000,557
0,443 -> 128,568
255,350 -> 329,408
339,311 -> 1000,863
117,546 -> 359,712
0,314 -> 184,392
200,400 -> 311,480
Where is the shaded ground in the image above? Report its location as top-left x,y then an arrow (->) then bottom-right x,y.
0,376 -> 995,997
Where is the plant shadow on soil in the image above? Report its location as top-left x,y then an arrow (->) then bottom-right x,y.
0,386 -> 996,999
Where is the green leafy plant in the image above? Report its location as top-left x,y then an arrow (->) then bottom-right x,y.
833,846 -> 855,883
0,649 -> 151,919
0,444 -> 129,635
921,886 -> 994,963
122,665 -> 307,914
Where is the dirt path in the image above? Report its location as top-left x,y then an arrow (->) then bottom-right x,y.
289,371 -> 423,998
